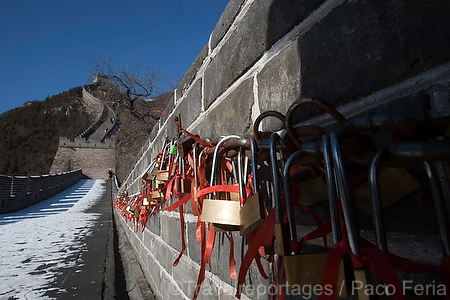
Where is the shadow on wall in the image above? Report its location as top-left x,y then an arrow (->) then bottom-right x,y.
0,180 -> 95,225
266,0 -> 450,123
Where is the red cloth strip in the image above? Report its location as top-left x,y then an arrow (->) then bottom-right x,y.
172,204 -> 186,267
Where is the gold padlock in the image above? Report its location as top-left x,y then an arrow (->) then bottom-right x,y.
283,135 -> 346,296
240,134 -> 265,236
126,205 -> 139,218
176,154 -> 191,193
201,135 -> 242,229
142,159 -> 158,182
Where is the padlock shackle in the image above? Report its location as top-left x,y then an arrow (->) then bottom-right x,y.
330,131 -> 361,257
247,134 -> 259,194
237,147 -> 246,206
193,142 -> 199,188
322,134 -> 342,245
209,135 -> 242,199
285,98 -> 347,150
269,133 -> 284,224
253,110 -> 286,143
422,161 -> 450,256
282,150 -> 308,245
369,149 -> 389,253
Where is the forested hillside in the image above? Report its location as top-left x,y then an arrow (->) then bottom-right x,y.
0,87 -> 94,176
0,85 -> 173,180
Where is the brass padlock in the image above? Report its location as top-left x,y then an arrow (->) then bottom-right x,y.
142,195 -> 150,206
126,205 -> 139,218
201,135 -> 242,228
155,138 -> 172,181
176,155 -> 191,194
282,137 -> 346,295
142,159 -> 158,182
240,134 -> 265,236
142,195 -> 157,207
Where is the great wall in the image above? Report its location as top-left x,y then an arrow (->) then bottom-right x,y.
2,1 -> 450,299
112,1 -> 450,299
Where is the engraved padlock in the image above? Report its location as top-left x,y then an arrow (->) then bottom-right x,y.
240,134 -> 266,236
201,135 -> 242,229
282,136 -> 346,295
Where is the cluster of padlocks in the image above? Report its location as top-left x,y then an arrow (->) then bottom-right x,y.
114,98 -> 450,299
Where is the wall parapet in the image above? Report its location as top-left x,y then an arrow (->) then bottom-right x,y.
0,169 -> 83,214
59,137 -> 115,149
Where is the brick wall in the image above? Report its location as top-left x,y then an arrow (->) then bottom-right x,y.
81,87 -> 104,119
50,138 -> 116,179
0,170 -> 82,214
115,0 -> 450,299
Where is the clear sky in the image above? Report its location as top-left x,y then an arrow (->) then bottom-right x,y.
0,0 -> 229,115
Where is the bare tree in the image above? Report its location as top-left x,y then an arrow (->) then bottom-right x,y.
87,57 -> 161,114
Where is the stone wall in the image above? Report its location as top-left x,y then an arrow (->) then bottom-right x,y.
0,170 -> 82,214
81,87 -> 104,119
50,138 -> 116,179
115,0 -> 450,299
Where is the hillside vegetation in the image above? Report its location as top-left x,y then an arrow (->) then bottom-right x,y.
0,85 -> 173,181
0,87 -> 94,176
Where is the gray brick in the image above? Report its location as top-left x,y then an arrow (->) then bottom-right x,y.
175,78 -> 202,128
204,0 -> 324,109
172,258 -> 200,299
145,251 -> 163,295
160,269 -> 183,300
257,41 -> 301,131
197,77 -> 254,138
160,213 -> 183,252
297,0 -> 450,122
154,236 -> 177,275
146,213 -> 161,236
210,0 -> 245,50
178,44 -> 209,101
197,277 -> 219,300
187,219 -> 203,264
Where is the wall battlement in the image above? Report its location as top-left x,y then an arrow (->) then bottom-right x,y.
59,137 -> 115,149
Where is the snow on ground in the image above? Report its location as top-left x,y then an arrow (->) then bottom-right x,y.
0,179 -> 105,300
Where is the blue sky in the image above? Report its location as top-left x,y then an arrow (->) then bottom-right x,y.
0,0 -> 229,114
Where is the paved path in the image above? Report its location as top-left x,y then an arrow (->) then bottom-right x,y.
0,179 -> 121,299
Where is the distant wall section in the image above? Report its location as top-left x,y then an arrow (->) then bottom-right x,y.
81,87 -> 104,119
0,169 -> 82,214
50,137 -> 116,179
